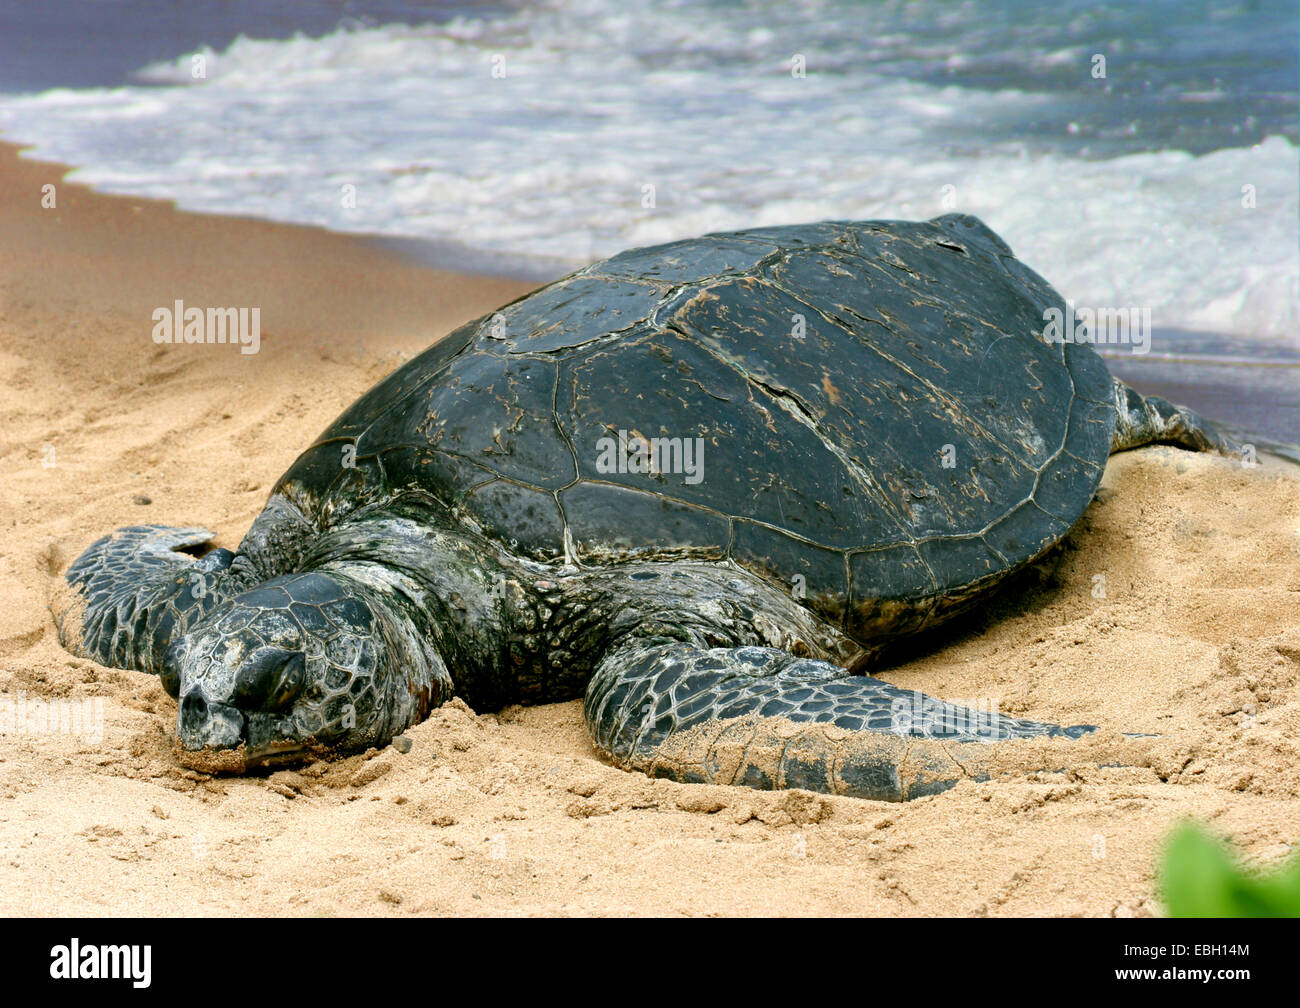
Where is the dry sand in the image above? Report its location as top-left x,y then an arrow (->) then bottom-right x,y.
2,142 -> 1299,917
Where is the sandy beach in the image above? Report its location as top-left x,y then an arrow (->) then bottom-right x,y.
2,141 -> 1299,917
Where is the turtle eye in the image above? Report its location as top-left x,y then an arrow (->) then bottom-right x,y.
232,646 -> 306,713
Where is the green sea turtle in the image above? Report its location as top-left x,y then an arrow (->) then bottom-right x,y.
54,214 -> 1233,799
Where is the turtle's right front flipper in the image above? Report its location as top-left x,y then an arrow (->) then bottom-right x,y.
54,525 -> 251,679
584,639 -> 1098,802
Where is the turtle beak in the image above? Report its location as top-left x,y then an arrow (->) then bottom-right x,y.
244,712 -> 309,765
175,688 -> 307,769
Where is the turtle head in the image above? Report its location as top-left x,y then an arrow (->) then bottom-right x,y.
164,570 -> 437,769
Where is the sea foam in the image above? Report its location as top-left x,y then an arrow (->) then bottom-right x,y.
1,0 -> 1294,344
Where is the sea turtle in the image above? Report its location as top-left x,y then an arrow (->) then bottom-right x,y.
54,214 -> 1233,800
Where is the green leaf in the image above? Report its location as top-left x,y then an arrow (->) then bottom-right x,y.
1160,821 -> 1300,918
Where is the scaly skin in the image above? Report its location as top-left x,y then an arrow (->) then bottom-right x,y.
584,642 -> 1093,800
57,526 -> 255,682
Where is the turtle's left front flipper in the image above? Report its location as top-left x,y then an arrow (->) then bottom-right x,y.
53,525 -> 252,678
584,639 -> 1096,801
1111,377 -> 1241,458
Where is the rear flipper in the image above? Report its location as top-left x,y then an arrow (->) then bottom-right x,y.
1111,377 -> 1240,458
584,641 -> 1096,801
53,525 -> 250,680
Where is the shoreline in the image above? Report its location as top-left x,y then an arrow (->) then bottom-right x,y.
0,140 -> 536,350
2,141 -> 1299,917
6,138 -> 1295,446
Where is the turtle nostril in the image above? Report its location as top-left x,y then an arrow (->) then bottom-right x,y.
232,647 -> 306,713
180,692 -> 208,735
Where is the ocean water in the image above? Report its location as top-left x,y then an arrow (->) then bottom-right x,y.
0,2 -> 1296,364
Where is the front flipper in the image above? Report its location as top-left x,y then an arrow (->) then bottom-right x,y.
1111,377 -> 1238,457
54,525 -> 249,677
584,642 -> 1095,801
